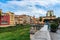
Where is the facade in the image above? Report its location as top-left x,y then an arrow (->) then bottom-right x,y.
0,10 -> 56,26
39,10 -> 56,24
0,10 -> 15,26
39,17 -> 44,24
30,16 -> 38,24
0,13 -> 10,25
25,15 -> 31,24
6,12 -> 15,25
46,10 -> 54,16
15,15 -> 24,24
15,15 -> 20,24
0,11 -> 10,25
0,10 -> 2,25
15,14 -> 31,24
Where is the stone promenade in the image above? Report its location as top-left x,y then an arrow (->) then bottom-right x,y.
50,30 -> 60,40
31,25 -> 51,40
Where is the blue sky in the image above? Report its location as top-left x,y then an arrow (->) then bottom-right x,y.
0,0 -> 60,18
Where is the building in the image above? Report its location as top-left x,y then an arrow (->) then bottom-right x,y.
0,10 -> 10,25
30,16 -> 39,24
39,10 -> 56,24
39,17 -> 44,24
0,10 -> 56,26
0,10 -> 2,25
0,10 -> 15,26
6,12 -> 15,25
15,14 -> 31,24
15,15 -> 20,24
46,10 -> 54,16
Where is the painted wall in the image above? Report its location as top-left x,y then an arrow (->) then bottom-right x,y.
7,12 -> 15,25
0,16 -> 1,25
0,15 -> 10,25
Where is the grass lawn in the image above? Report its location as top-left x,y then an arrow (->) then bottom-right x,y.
0,24 -> 30,40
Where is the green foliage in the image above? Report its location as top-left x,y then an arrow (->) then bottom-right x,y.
0,13 -> 1,16
56,17 -> 60,23
50,22 -> 59,32
39,17 -> 42,21
0,24 -> 30,40
54,17 -> 60,24
50,23 -> 58,29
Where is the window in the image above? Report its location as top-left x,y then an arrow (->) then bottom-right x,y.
1,21 -> 8,24
1,16 -> 4,18
11,15 -> 14,21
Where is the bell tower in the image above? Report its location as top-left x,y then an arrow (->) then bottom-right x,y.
46,10 -> 54,16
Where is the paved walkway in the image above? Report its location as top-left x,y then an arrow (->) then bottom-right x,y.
50,30 -> 60,40
31,25 -> 51,40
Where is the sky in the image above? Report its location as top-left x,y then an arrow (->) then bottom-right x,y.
0,0 -> 60,18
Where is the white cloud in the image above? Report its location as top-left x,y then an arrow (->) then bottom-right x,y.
0,0 -> 60,17
7,0 -> 60,8
6,0 -> 60,17
23,0 -> 60,7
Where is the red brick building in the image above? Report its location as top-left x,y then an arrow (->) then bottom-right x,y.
0,13 -> 10,25
0,16 -> 1,25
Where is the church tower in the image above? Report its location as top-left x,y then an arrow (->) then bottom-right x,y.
46,10 -> 54,16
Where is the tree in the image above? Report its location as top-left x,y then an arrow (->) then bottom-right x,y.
0,10 -> 1,16
50,22 -> 59,32
54,17 -> 60,24
0,13 -> 1,16
39,17 -> 42,22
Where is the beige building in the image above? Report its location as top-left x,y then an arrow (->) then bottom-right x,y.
15,15 -> 20,24
30,16 -> 38,24
6,12 -> 15,25
39,10 -> 56,24
7,10 -> 56,25
15,14 -> 31,24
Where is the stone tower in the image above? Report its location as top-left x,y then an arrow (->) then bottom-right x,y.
46,10 -> 54,16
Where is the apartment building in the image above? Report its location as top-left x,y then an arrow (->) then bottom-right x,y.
0,10 -> 15,26
6,12 -> 15,25
15,14 -> 31,24
0,10 -> 56,26
0,12 -> 10,25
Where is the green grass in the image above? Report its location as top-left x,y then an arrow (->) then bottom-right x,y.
0,24 -> 30,40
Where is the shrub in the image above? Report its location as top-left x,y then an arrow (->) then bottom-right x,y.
50,22 -> 59,32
